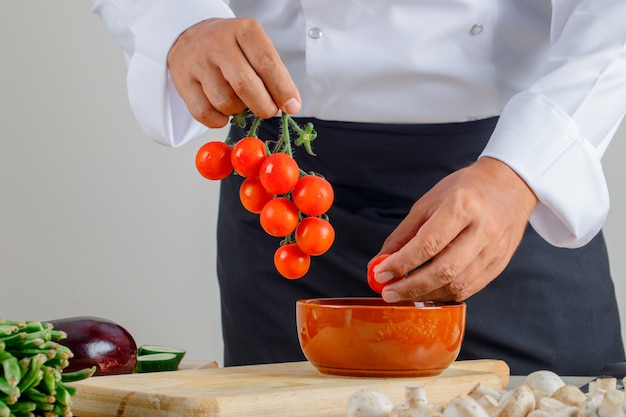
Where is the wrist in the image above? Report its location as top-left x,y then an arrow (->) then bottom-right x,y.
475,156 -> 538,217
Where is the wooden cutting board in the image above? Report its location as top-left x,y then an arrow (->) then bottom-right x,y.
69,359 -> 509,417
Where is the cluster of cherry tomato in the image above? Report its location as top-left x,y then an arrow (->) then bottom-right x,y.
195,111 -> 335,280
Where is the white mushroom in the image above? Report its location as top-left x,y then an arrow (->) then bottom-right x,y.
598,389 -> 625,417
390,402 -> 443,417
528,409 -> 579,417
552,385 -> 587,408
346,389 -> 394,417
432,405 -> 446,415
538,398 -> 568,412
344,368 -> 626,417
589,379 -> 618,395
477,395 -> 501,417
405,383 -> 428,408
527,410 -> 553,417
389,382 -> 443,417
390,404 -> 412,417
525,371 -> 566,397
444,395 -> 491,417
578,392 -> 603,417
536,397 -> 579,417
498,383 -> 536,417
469,382 -> 506,402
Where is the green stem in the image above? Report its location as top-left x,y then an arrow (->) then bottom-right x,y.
231,109 -> 254,128
279,112 -> 293,156
288,118 -> 317,156
245,115 -> 262,138
287,117 -> 305,135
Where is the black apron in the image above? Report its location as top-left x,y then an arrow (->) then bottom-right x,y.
216,117 -> 624,375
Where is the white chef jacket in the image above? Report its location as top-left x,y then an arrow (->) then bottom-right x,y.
93,0 -> 626,250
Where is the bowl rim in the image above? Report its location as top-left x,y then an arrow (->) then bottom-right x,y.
296,297 -> 465,309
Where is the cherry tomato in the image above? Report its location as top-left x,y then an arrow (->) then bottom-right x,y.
239,177 -> 274,214
292,175 -> 334,216
259,153 -> 300,195
367,254 -> 406,294
260,197 -> 300,237
231,137 -> 267,178
295,217 -> 335,256
195,141 -> 232,180
274,243 -> 311,279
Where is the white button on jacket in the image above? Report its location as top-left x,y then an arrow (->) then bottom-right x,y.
92,0 -> 626,249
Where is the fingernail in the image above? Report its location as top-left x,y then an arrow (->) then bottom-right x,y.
375,270 -> 395,284
283,98 -> 301,114
382,289 -> 400,303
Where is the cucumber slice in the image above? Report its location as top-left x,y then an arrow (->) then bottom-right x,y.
135,345 -> 186,373
134,353 -> 180,373
137,344 -> 186,359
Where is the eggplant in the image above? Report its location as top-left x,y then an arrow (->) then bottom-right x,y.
48,316 -> 138,376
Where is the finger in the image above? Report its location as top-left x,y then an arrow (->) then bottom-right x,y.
235,21 -> 301,115
380,231 -> 482,302
381,225 -> 508,303
174,78 -> 231,128
388,284 -> 455,303
375,202 -> 470,283
168,17 -> 299,122
199,67 -> 248,119
391,284 -> 456,303
380,218 -> 484,300
400,254 -> 501,302
219,54 -> 280,119
380,263 -> 466,303
174,62 -> 248,127
168,42 -> 241,126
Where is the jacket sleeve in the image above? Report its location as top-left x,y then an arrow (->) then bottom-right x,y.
92,0 -> 235,147
480,0 -> 626,248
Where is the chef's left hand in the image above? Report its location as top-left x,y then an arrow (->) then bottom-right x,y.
372,157 -> 538,303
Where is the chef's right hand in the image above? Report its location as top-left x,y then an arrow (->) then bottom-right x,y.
167,17 -> 302,128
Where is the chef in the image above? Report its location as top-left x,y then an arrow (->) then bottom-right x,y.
93,0 -> 626,374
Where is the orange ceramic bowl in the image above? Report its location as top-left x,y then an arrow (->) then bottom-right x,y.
296,298 -> 466,377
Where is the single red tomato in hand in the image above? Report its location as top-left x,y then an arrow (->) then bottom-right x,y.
274,243 -> 311,279
295,217 -> 335,256
259,153 -> 300,195
367,254 -> 406,294
231,137 -> 267,178
292,175 -> 334,216
239,177 -> 274,214
260,197 -> 300,237
196,141 -> 233,180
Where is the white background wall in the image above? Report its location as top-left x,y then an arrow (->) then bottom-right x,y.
1,1 -> 625,364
